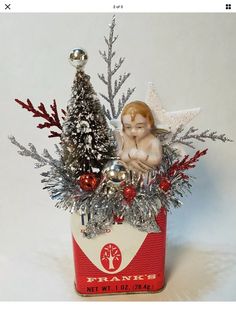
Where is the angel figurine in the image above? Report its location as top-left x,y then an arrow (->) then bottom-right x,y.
117,101 -> 163,174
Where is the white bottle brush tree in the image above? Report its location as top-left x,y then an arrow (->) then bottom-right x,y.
61,52 -> 116,180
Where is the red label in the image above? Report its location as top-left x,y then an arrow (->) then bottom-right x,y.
72,207 -> 167,295
100,243 -> 122,272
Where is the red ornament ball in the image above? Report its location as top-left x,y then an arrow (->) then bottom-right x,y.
159,178 -> 171,192
78,173 -> 100,191
123,185 -> 137,202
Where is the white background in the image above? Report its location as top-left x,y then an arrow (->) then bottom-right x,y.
0,13 -> 236,301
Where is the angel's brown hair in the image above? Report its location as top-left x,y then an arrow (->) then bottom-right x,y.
121,101 -> 155,128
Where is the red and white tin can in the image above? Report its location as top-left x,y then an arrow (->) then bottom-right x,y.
71,207 -> 167,296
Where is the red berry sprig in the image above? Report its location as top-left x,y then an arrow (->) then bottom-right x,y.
15,98 -> 66,138
158,149 -> 207,192
168,149 -> 208,177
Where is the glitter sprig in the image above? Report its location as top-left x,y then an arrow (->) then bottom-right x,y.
9,136 -> 48,166
98,15 -> 135,120
15,98 -> 66,138
169,125 -> 233,149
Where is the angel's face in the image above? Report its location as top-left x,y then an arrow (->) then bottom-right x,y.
122,114 -> 151,140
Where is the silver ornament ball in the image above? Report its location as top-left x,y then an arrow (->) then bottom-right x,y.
103,160 -> 128,184
106,184 -> 117,197
69,48 -> 88,69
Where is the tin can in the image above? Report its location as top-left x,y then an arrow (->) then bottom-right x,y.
71,207 -> 167,296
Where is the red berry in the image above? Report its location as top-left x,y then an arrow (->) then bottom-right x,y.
113,214 -> 124,223
123,185 -> 137,202
159,178 -> 171,192
78,173 -> 99,191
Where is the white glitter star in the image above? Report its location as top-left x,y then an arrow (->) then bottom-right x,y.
145,82 -> 200,133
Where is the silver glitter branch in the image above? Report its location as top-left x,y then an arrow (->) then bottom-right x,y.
9,136 -> 82,211
98,15 -> 135,120
9,136 -> 48,167
169,125 -> 233,149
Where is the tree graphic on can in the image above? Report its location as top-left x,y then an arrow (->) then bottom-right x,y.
100,243 -> 122,271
